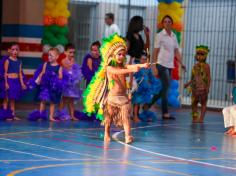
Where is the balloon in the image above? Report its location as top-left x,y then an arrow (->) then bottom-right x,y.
170,80 -> 179,89
55,16 -> 68,26
42,53 -> 49,62
43,44 -> 52,53
42,0 -> 70,47
168,95 -> 180,107
55,44 -> 65,53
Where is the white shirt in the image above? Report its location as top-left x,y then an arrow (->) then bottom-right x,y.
105,23 -> 120,38
154,29 -> 179,68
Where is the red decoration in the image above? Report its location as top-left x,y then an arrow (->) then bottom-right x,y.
57,53 -> 67,65
42,53 -> 49,62
171,57 -> 179,80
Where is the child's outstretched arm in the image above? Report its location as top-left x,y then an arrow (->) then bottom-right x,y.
107,63 -> 149,75
126,63 -> 150,70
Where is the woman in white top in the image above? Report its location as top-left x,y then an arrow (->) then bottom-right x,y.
144,15 -> 185,120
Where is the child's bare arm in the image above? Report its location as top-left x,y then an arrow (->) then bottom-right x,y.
206,64 -> 211,92
184,80 -> 192,88
107,66 -> 138,75
37,63 -> 47,83
87,58 -> 93,71
19,63 -> 26,89
126,63 -> 149,70
4,60 -> 9,89
58,66 -> 63,79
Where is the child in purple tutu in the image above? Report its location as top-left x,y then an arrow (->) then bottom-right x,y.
29,48 -> 63,122
0,43 -> 26,120
59,44 -> 82,121
81,41 -> 101,86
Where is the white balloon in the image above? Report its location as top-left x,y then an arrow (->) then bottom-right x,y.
43,44 -> 52,53
55,44 -> 65,53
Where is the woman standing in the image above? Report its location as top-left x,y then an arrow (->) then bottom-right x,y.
144,15 -> 185,120
126,16 -> 150,122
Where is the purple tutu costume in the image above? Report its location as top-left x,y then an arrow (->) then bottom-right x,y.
62,63 -> 82,98
39,63 -> 63,104
27,63 -> 63,121
81,53 -> 101,86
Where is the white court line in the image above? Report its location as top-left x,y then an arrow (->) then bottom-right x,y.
0,148 -> 59,160
0,138 -> 101,159
112,124 -> 236,172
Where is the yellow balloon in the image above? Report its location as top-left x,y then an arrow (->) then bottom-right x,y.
45,1 -> 54,10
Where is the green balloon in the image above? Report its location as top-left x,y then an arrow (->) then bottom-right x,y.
41,38 -> 49,45
57,26 -> 69,35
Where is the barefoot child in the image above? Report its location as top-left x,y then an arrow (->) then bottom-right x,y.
184,45 -> 211,123
28,48 -> 63,121
83,34 -> 149,143
0,43 -> 26,120
132,50 -> 159,122
59,44 -> 82,121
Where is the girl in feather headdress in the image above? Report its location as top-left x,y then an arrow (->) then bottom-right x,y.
83,34 -> 149,143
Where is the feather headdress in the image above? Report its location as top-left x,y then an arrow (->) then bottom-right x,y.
82,33 -> 127,120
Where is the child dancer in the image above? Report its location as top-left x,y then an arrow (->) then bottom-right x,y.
81,41 -> 101,86
83,34 -> 149,143
0,43 -> 26,120
184,45 -> 211,123
28,48 -> 63,121
59,44 -> 82,121
132,51 -> 159,122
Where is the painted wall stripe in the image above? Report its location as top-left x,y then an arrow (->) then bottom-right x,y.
2,24 -> 43,38
2,37 -> 42,44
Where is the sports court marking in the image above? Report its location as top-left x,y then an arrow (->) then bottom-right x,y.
112,124 -> 236,172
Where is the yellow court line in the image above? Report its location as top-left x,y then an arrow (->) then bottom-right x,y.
0,130 -> 52,136
7,160 -> 192,176
0,128 -> 104,136
126,162 -> 192,176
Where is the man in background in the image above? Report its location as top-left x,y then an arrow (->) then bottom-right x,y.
105,13 -> 120,37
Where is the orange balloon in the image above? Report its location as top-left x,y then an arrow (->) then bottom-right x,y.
55,16 -> 68,26
44,16 -> 55,26
172,23 -> 183,32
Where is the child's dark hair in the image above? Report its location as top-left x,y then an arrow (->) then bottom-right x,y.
105,13 -> 114,21
8,42 -> 19,49
161,15 -> 174,24
65,43 -> 75,51
91,41 -> 101,49
127,16 -> 144,34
